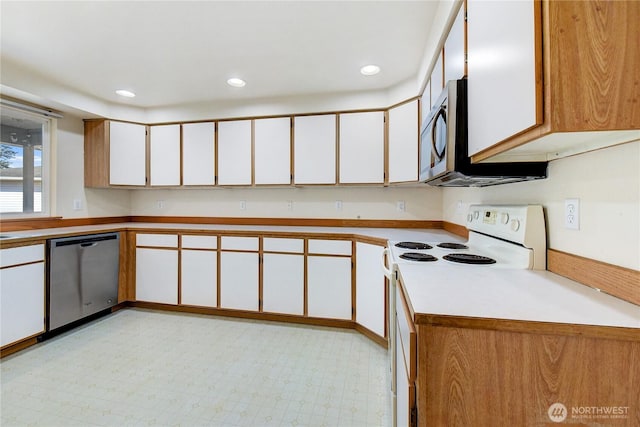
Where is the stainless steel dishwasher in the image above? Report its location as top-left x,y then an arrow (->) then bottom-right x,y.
47,232 -> 120,331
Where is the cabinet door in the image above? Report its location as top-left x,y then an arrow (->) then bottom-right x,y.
421,80 -> 431,123
181,250 -> 217,307
254,117 -> 291,185
444,5 -> 466,82
307,256 -> 351,320
109,121 -> 146,186
388,100 -> 419,183
150,124 -> 181,186
356,243 -> 385,338
294,115 -> 337,184
0,262 -> 44,347
183,122 -> 215,185
218,120 -> 252,185
339,112 -> 384,184
430,50 -> 444,109
135,248 -> 178,304
263,253 -> 304,315
467,0 -> 539,156
220,252 -> 259,311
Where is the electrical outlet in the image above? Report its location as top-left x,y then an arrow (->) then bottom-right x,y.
397,201 -> 406,212
564,198 -> 580,230
73,199 -> 82,210
335,200 -> 343,211
287,200 -> 293,211
240,200 -> 246,211
156,200 -> 165,209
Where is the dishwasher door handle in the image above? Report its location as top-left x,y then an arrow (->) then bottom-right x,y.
80,242 -> 98,248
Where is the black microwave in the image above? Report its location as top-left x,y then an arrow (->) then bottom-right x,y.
419,79 -> 548,187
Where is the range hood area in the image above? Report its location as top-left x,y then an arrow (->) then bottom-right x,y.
426,160 -> 549,188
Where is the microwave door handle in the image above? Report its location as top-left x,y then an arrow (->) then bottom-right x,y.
431,106 -> 447,162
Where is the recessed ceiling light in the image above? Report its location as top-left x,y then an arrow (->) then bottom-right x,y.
115,89 -> 136,98
360,65 -> 381,76
227,78 -> 246,88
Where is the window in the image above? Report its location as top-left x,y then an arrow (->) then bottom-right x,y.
0,106 -> 52,216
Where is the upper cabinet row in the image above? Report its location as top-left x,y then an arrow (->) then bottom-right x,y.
423,0 -> 639,163
85,105 -> 417,188
466,0 -> 639,162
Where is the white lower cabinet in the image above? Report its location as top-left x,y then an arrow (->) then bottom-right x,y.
0,246 -> 45,347
307,256 -> 352,320
220,252 -> 259,311
356,242 -> 386,338
262,253 -> 304,315
135,248 -> 178,304
181,250 -> 217,307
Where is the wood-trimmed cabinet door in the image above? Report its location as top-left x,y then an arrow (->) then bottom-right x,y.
429,50 -> 444,109
219,237 -> 259,311
355,242 -> 386,338
444,3 -> 466,82
135,234 -> 179,304
338,112 -> 385,184
254,117 -> 292,185
293,114 -> 337,184
150,124 -> 181,186
307,256 -> 352,320
182,122 -> 215,186
180,235 -> 218,307
0,245 -> 45,347
109,121 -> 147,186
217,120 -> 252,185
466,0 -> 540,156
262,237 -> 305,315
388,100 -> 419,183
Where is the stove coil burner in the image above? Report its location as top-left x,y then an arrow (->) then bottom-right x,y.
437,242 -> 469,250
395,242 -> 433,250
399,252 -> 438,262
443,254 -> 496,265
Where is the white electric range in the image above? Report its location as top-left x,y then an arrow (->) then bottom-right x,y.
382,204 -> 546,427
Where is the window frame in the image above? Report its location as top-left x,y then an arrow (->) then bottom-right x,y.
0,105 -> 54,219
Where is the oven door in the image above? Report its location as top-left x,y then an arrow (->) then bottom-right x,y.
419,88 -> 449,181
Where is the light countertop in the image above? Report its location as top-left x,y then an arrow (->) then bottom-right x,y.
398,264 -> 640,329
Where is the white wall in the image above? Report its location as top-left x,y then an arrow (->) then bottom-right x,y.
55,115 -> 131,218
442,141 -> 640,270
129,186 -> 441,221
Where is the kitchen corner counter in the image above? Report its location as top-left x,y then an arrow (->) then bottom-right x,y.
398,264 -> 640,339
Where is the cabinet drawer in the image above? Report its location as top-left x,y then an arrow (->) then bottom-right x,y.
181,235 -> 218,249
0,244 -> 45,268
136,234 -> 178,248
221,236 -> 259,251
263,238 -> 303,253
308,239 -> 351,255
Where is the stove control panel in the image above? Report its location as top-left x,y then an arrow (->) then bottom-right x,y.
467,205 -> 545,250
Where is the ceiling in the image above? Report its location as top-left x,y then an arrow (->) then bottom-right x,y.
0,1 -> 440,110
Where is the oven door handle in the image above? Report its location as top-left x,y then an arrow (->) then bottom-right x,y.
381,248 -> 393,279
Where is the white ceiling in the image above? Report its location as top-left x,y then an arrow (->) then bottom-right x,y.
0,1 -> 441,110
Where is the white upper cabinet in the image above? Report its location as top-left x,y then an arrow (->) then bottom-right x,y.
149,124 -> 181,186
293,114 -> 337,184
388,100 -> 419,183
109,121 -> 146,186
444,4 -> 466,82
421,80 -> 431,123
254,117 -> 291,185
217,120 -> 252,185
467,0 -> 538,156
338,112 -> 384,184
182,122 -> 215,185
430,50 -> 444,109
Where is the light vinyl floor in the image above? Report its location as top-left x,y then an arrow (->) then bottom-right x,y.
1,309 -> 391,427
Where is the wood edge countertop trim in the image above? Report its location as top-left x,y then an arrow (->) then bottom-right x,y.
412,313 -> 640,342
1,215 -> 440,232
547,248 -> 640,306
